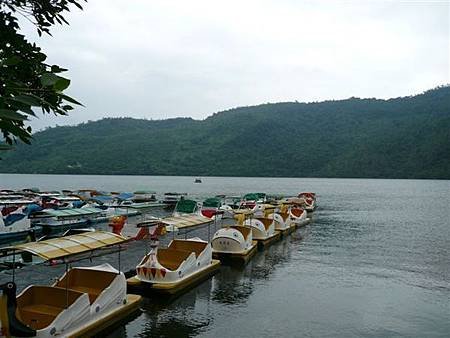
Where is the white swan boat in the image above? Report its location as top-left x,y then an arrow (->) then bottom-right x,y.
289,207 -> 309,226
211,225 -> 258,263
298,192 -> 317,212
0,232 -> 141,338
243,217 -> 281,249
269,212 -> 294,234
129,238 -> 220,295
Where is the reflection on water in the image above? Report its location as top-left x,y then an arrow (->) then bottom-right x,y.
1,175 -> 449,337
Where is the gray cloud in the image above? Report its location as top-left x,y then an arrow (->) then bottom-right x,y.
19,0 -> 449,130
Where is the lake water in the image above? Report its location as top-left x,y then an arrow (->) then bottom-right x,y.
1,174 -> 449,337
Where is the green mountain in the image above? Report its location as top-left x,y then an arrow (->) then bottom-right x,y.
1,86 -> 449,178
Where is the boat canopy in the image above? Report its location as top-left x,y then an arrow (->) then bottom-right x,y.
89,195 -> 113,204
29,207 -> 102,220
52,196 -> 81,202
0,231 -> 127,261
243,192 -> 266,201
203,197 -> 221,208
161,214 -> 212,229
0,199 -> 35,206
175,199 -> 198,214
116,192 -> 134,201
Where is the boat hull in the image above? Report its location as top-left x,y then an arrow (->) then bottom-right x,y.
213,241 -> 258,265
256,231 -> 281,250
65,294 -> 141,338
127,260 -> 220,295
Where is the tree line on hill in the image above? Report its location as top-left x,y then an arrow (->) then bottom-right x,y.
0,86 -> 448,179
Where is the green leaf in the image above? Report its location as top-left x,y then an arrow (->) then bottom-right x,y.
54,77 -> 71,91
0,109 -> 28,121
4,56 -> 21,66
51,65 -> 68,73
62,105 -> 74,111
40,72 -> 60,86
60,93 -> 83,106
9,94 -> 41,107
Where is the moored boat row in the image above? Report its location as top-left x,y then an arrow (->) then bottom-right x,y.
0,189 -> 318,337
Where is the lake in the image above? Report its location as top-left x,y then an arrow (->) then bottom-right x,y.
1,174 -> 449,337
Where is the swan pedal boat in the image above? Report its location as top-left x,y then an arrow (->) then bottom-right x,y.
243,218 -> 281,249
211,225 -> 258,264
0,232 -> 141,338
128,238 -> 220,295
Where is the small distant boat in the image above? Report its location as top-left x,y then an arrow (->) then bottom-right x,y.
194,178 -> 202,183
212,225 -> 258,264
129,238 -> 220,294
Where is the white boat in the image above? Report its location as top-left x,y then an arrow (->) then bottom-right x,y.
298,192 -> 317,212
251,203 -> 276,218
0,200 -> 42,243
0,232 -> 141,337
268,212 -> 293,232
132,190 -> 157,203
131,238 -> 220,294
200,197 -> 223,219
289,207 -> 309,226
244,217 -> 276,240
172,199 -> 199,217
211,225 -> 257,263
29,207 -> 103,232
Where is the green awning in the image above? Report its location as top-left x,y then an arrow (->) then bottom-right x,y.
203,197 -> 221,208
30,207 -> 102,220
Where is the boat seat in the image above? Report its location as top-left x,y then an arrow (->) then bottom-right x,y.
55,268 -> 117,304
157,248 -> 192,271
66,286 -> 102,304
256,218 -> 273,230
168,239 -> 208,258
16,286 -> 84,330
278,213 -> 290,221
291,208 -> 304,217
230,225 -> 251,240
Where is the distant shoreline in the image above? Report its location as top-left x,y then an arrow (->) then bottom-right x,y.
1,172 -> 448,180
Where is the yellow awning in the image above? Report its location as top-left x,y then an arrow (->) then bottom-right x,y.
3,231 -> 127,260
161,214 -> 213,229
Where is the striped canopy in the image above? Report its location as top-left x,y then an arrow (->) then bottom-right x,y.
161,214 -> 213,229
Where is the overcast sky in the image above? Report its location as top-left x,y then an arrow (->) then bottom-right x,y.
21,0 -> 449,130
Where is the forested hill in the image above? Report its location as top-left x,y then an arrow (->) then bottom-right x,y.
1,86 -> 449,179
